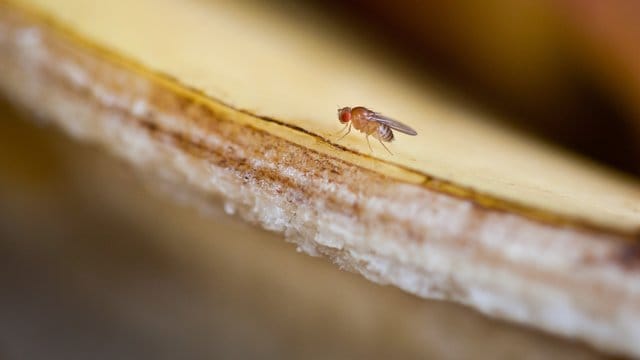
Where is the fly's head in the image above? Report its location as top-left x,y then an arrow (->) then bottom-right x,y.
338,107 -> 352,124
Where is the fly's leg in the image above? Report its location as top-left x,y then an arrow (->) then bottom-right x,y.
337,123 -> 352,141
378,138 -> 393,155
334,123 -> 349,136
365,135 -> 373,152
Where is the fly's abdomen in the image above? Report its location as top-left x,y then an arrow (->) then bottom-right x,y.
377,125 -> 394,142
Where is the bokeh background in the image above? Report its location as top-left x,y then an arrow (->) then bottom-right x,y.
332,0 -> 640,175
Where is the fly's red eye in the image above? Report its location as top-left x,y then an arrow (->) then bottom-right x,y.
339,110 -> 351,123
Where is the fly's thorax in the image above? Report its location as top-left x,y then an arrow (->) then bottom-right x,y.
350,108 -> 370,131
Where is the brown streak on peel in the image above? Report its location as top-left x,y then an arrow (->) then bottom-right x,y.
72,76 -> 640,278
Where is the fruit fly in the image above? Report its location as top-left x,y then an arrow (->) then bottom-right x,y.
336,106 -> 417,154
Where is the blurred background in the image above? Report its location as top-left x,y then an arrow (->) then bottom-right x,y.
327,0 -> 640,176
2,0 -> 640,358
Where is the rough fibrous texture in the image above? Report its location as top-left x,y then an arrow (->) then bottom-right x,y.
1,5 -> 640,357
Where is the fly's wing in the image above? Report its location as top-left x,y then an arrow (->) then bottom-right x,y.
369,112 -> 418,136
